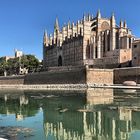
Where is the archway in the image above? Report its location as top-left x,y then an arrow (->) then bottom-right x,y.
58,55 -> 62,66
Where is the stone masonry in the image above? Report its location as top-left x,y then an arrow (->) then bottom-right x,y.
43,10 -> 133,69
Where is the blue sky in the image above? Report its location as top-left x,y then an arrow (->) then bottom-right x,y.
0,0 -> 140,60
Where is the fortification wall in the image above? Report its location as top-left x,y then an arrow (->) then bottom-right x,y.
24,68 -> 86,84
0,67 -> 139,86
86,69 -> 114,85
0,75 -> 24,85
114,67 -> 140,84
0,67 -> 114,86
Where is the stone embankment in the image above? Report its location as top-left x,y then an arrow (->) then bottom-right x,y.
0,84 -> 140,90
114,67 -> 140,84
0,84 -> 88,90
0,67 -> 114,88
0,75 -> 24,85
0,66 -> 140,90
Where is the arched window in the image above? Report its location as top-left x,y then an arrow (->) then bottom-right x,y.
95,46 -> 97,58
58,56 -> 62,66
116,32 -> 119,49
56,29 -> 58,36
107,32 -> 110,51
80,27 -> 82,35
86,40 -> 90,59
103,33 -> 105,55
86,45 -> 90,59
129,38 -> 132,48
56,38 -> 57,45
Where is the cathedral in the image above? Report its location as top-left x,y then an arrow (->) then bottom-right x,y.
43,10 -> 134,69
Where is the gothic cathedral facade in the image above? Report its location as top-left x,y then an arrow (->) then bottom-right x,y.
43,10 -> 134,69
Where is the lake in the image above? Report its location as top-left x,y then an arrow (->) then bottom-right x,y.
0,88 -> 140,140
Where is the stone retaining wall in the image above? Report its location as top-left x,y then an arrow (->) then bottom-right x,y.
86,69 -> 113,85
24,68 -> 86,84
0,67 -> 140,86
0,75 -> 24,85
0,67 -> 114,86
114,67 -> 140,84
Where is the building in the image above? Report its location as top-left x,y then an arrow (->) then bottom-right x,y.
15,49 -> 23,58
132,39 -> 140,66
0,56 -> 15,62
0,49 -> 28,76
43,10 -> 134,69
0,49 -> 23,62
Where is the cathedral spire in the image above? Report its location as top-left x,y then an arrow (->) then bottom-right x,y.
83,13 -> 86,21
111,12 -> 115,28
124,20 -> 127,28
43,30 -> 48,46
54,17 -> 59,32
88,13 -> 91,21
97,9 -> 101,18
44,30 -> 47,37
120,20 -> 123,28
111,12 -> 115,21
68,20 -> 71,29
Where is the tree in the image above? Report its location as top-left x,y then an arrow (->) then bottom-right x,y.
20,55 -> 29,68
7,57 -> 20,75
0,57 -> 8,76
21,55 -> 40,72
0,55 -> 40,76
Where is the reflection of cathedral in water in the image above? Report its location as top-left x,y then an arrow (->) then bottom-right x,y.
43,109 -> 133,140
43,89 -> 139,140
0,89 -> 140,140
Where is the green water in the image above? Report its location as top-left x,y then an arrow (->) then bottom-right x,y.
0,89 -> 140,140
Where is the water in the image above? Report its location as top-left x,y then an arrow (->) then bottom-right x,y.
0,88 -> 140,140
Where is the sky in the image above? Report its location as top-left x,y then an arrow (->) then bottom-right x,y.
0,0 -> 140,60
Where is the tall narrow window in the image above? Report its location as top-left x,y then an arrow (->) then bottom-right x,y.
103,34 -> 105,55
56,38 -> 57,45
116,32 -> 119,49
107,32 -> 110,51
86,40 -> 90,59
58,55 -> 62,66
95,46 -> 98,58
80,27 -> 82,36
129,38 -> 131,48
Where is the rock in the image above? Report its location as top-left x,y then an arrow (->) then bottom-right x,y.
123,81 -> 137,86
108,106 -> 117,110
77,109 -> 93,112
122,89 -> 136,93
0,126 -> 33,139
0,138 -> 8,140
59,108 -> 68,113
